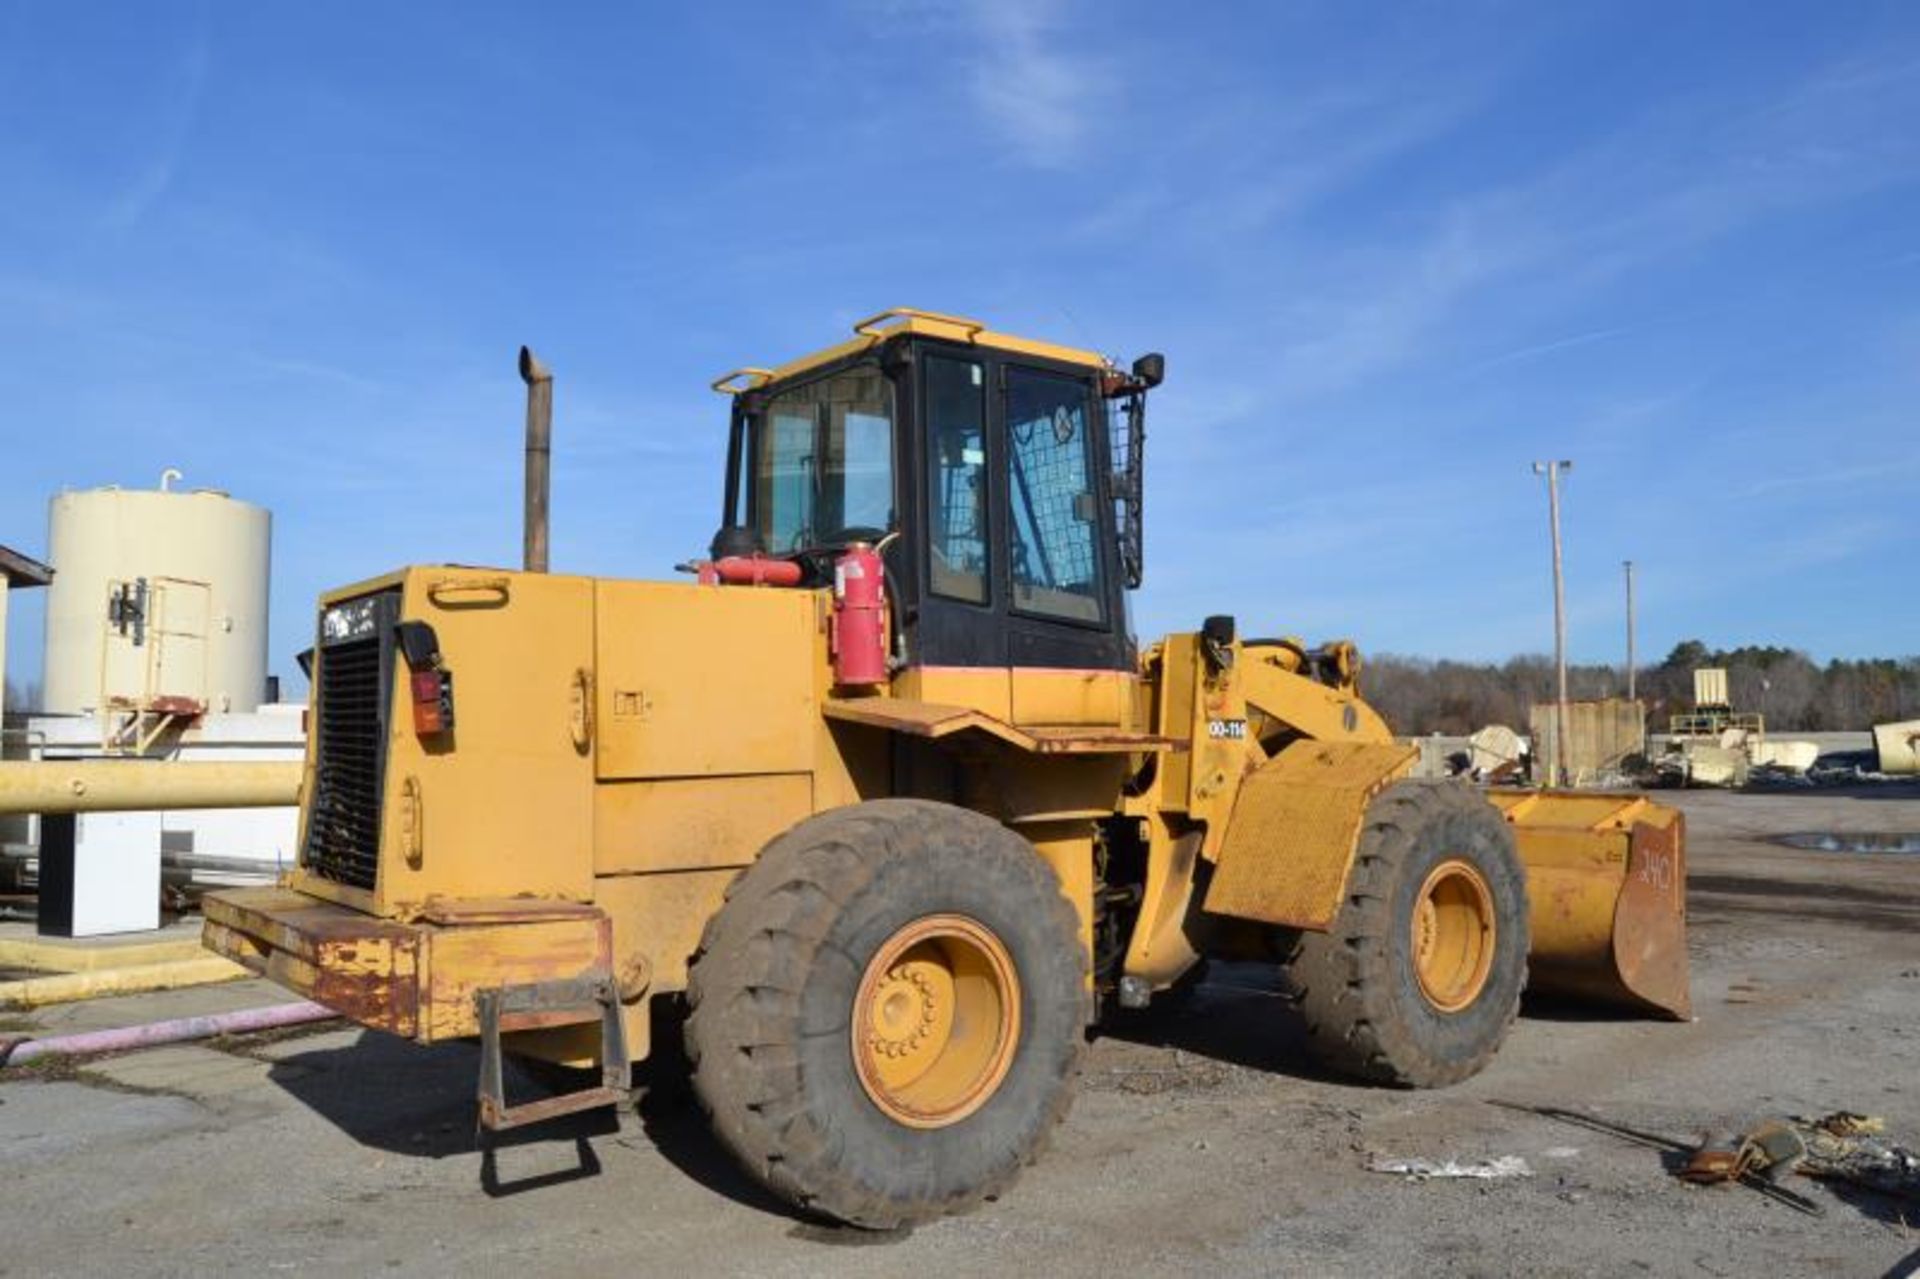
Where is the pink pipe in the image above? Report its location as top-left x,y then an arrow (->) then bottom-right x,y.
0,1000 -> 336,1066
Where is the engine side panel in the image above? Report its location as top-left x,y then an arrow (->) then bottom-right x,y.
594,580 -> 819,781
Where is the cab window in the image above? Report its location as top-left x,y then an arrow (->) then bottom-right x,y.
753,367 -> 893,552
1004,367 -> 1105,623
925,355 -> 989,603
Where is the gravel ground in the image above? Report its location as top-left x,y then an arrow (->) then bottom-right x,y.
3,784 -> 1918,1277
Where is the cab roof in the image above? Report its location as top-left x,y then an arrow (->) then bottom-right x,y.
711,308 -> 1111,395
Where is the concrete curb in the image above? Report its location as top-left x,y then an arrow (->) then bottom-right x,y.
0,955 -> 249,1009
0,935 -> 208,975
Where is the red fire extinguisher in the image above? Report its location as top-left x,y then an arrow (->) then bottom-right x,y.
832,542 -> 888,687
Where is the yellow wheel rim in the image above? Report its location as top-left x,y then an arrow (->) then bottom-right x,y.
852,914 -> 1021,1129
1411,859 -> 1497,1013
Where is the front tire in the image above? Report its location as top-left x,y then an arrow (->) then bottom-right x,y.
685,800 -> 1086,1228
1286,780 -> 1528,1087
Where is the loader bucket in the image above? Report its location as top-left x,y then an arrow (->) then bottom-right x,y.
1486,791 -> 1691,1021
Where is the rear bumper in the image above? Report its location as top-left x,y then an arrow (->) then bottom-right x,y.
203,886 -> 611,1042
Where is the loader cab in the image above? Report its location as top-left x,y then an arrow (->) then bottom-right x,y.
714,309 -> 1161,674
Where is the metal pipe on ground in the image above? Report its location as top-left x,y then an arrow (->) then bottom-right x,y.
519,345 -> 552,573
0,760 -> 301,815
0,1000 -> 335,1066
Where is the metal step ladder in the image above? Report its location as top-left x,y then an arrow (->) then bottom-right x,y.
474,974 -> 629,1131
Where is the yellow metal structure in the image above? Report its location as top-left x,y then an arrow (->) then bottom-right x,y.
205,886 -> 611,1042
199,309 -> 1689,1191
0,759 -> 301,815
1411,859 -> 1498,1013
719,307 -> 1110,394
1487,791 -> 1691,1019
852,914 -> 1021,1130
1206,739 -> 1418,929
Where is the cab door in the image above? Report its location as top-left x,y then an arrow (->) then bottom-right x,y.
904,346 -> 1132,679
912,348 -> 1006,668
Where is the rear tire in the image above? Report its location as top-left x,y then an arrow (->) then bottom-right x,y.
685,799 -> 1086,1228
1286,780 -> 1528,1087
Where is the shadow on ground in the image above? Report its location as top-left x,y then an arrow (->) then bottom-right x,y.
260,1007 -> 803,1216
266,1031 -> 619,1197
1095,962 -> 1346,1083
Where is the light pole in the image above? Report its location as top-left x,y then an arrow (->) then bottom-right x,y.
1624,559 -> 1637,702
1533,461 -> 1573,786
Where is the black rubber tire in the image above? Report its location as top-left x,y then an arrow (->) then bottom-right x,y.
684,799 -> 1087,1229
1285,780 -> 1528,1088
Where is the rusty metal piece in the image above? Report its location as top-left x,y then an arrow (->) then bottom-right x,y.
204,886 -> 424,1037
1493,1103 -> 1825,1217
1684,1122 -> 1805,1184
1680,1140 -> 1748,1183
202,885 -> 617,1045
475,975 -> 628,1131
418,897 -> 604,926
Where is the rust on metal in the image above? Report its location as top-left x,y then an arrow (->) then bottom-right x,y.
203,887 -> 423,1038
422,914 -> 611,1040
418,897 -> 603,926
475,974 -> 627,1131
203,885 -> 616,1044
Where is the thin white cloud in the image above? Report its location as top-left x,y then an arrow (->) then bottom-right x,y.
963,0 -> 1101,169
1071,75 -> 1492,246
1260,45 -> 1920,403
1461,324 -> 1640,376
101,25 -> 210,231
1736,454 -> 1920,500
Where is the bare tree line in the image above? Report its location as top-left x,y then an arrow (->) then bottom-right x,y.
1361,641 -> 1920,737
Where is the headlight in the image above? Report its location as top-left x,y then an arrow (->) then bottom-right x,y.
320,596 -> 382,645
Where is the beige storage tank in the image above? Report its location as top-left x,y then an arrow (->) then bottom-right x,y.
43,474 -> 271,717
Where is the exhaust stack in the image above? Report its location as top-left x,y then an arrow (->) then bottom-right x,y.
518,345 -> 552,573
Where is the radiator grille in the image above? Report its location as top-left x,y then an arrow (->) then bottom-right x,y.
302,593 -> 396,890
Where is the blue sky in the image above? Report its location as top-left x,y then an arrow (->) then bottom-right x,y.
2,1 -> 1916,693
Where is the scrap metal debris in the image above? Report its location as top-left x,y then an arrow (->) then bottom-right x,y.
1874,720 -> 1920,775
1465,724 -> 1526,781
1793,1113 -> 1919,1201
1500,1103 -> 1920,1215
1367,1155 -> 1533,1181
1490,1102 -> 1825,1216
1681,1112 -> 1920,1204
1681,1120 -> 1806,1185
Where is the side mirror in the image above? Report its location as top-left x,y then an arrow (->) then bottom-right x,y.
1131,352 -> 1165,389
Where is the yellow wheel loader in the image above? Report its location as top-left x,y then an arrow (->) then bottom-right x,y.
204,308 -> 1689,1228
